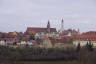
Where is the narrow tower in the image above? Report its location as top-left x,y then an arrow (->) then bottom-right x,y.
77,28 -> 80,35
59,19 -> 64,33
47,20 -> 51,33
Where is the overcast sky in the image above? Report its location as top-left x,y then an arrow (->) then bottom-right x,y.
0,0 -> 96,32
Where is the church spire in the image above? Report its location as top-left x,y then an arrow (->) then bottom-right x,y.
59,19 -> 64,33
61,19 -> 64,31
77,28 -> 80,35
47,20 -> 51,33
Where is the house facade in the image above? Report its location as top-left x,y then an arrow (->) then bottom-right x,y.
73,31 -> 96,47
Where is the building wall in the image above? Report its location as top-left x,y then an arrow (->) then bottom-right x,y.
54,43 -> 74,48
35,32 -> 59,39
42,38 -> 53,48
73,40 -> 96,47
0,41 -> 6,45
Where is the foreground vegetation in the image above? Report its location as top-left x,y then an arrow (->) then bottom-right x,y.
0,43 -> 96,64
14,61 -> 79,64
0,61 -> 79,64
0,46 -> 78,61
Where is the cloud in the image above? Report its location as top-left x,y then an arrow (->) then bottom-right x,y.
0,0 -> 96,32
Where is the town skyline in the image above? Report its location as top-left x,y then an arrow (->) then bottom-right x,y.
0,0 -> 96,32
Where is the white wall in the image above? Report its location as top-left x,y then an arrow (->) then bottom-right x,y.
73,40 -> 96,47
0,41 -> 6,45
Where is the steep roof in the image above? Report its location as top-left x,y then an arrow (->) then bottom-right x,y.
60,29 -> 79,36
73,32 -> 96,41
82,31 -> 96,35
25,27 -> 57,35
49,36 -> 73,44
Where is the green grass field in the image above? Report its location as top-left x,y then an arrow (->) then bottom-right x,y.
16,61 -> 79,64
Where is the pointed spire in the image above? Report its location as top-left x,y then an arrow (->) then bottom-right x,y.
62,19 -> 64,23
59,18 -> 64,33
47,20 -> 50,29
47,20 -> 51,33
77,28 -> 80,35
61,19 -> 64,30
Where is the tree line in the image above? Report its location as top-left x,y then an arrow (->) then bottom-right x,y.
0,42 -> 96,64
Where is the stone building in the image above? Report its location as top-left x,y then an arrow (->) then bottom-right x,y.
42,37 -> 53,48
73,31 -> 96,47
24,21 -> 58,39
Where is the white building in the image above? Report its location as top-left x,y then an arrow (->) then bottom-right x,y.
0,40 -> 6,45
73,33 -> 96,47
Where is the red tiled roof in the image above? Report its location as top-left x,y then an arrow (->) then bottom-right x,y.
73,34 -> 96,41
49,36 -> 73,44
60,29 -> 78,36
73,31 -> 96,41
29,40 -> 37,44
25,27 -> 57,35
83,31 -> 96,35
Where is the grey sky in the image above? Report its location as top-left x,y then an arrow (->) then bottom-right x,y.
0,0 -> 96,32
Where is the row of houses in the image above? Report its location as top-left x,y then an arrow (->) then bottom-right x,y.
73,31 -> 96,47
42,31 -> 96,48
0,20 -> 96,48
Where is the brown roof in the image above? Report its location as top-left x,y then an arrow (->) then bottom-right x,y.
60,29 -> 79,36
49,36 -> 73,44
25,27 -> 57,35
73,34 -> 96,41
73,31 -> 96,41
83,31 -> 96,35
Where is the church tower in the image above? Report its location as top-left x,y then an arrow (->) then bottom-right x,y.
77,28 -> 80,35
47,20 -> 51,33
59,19 -> 64,33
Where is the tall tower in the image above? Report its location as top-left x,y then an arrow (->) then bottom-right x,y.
77,28 -> 80,35
47,20 -> 51,33
59,19 -> 64,33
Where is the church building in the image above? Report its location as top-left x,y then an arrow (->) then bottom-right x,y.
24,21 -> 57,39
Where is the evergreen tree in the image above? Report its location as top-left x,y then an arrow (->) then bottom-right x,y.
85,41 -> 93,51
76,43 -> 81,52
29,34 -> 35,40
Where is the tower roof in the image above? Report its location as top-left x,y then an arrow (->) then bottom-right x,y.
62,19 -> 64,22
47,20 -> 50,28
59,19 -> 64,33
